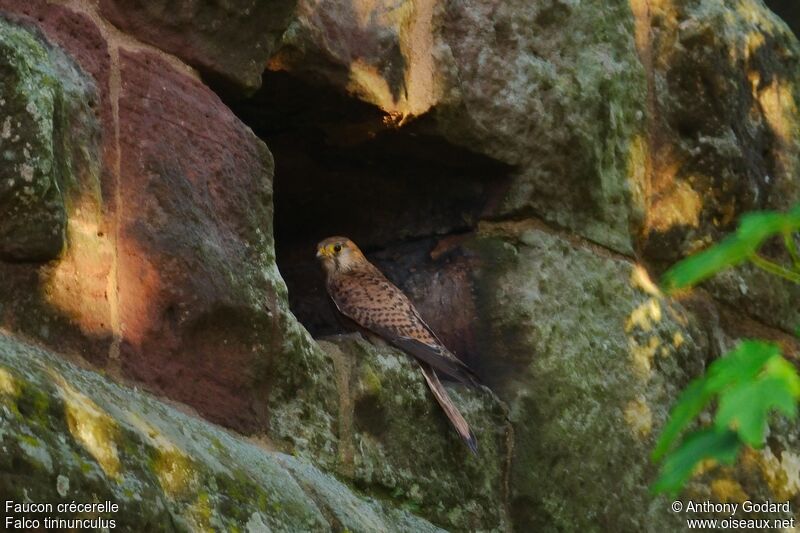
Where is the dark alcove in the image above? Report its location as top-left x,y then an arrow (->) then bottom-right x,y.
225,71 -> 511,365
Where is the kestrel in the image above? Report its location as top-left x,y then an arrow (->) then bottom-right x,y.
316,236 -> 480,454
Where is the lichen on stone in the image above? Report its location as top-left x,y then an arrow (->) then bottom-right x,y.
0,331 -> 442,531
0,16 -> 74,261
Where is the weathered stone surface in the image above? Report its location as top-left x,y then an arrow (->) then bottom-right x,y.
280,457 -> 445,533
0,17 -> 512,531
1,1 -> 799,532
0,13 -> 115,367
266,331 -> 511,531
270,0 -> 648,253
112,47 -> 282,431
0,331 -> 443,532
705,262 -> 800,336
99,0 -> 298,93
0,6 -> 119,347
0,7 -> 329,436
263,11 -> 800,524
433,0 -> 648,254
269,0 -> 800,260
328,336 -> 510,531
462,222 -> 798,530
0,1 -> 116,186
634,0 -> 800,335
0,17 -> 68,261
637,0 -> 800,261
461,221 -> 705,530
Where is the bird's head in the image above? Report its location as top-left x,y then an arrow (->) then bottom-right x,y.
316,236 -> 367,276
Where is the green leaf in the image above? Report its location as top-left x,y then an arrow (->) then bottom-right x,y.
737,211 -> 795,244
716,377 -> 797,447
704,341 -> 779,393
660,204 -> 800,293
652,341 -> 781,460
652,428 -> 740,496
661,235 -> 753,292
652,380 -> 712,460
764,356 -> 800,398
653,205 -> 800,496
712,347 -> 800,447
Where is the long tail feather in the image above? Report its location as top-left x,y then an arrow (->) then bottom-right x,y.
420,364 -> 478,455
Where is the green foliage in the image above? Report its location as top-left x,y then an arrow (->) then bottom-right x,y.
651,428 -> 740,495
661,204 -> 800,291
652,204 -> 800,495
652,342 -> 800,494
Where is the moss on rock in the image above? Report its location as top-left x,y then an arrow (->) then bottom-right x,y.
0,14 -> 101,261
468,223 -> 696,530
433,0 -> 648,254
0,17 -> 69,261
312,336 -> 512,532
467,221 -> 799,530
263,326 -> 513,531
0,331 -> 442,532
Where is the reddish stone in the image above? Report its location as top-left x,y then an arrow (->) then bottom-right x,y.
0,3 -> 116,364
0,2 -> 116,199
0,2 -> 111,89
115,48 -> 276,430
0,2 -> 118,251
0,3 -> 282,432
98,0 -> 297,93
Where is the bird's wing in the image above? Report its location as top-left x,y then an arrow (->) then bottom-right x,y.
329,271 -> 479,385
420,364 -> 478,455
387,336 -> 480,386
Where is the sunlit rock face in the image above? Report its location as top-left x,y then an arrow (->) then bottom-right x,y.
0,7 -> 321,435
268,0 -> 800,258
632,0 -> 800,334
635,0 -> 800,261
265,0 -> 800,333
0,11 -> 113,361
111,47 -> 281,430
0,10 -> 510,531
0,332 -> 445,532
0,0 -> 799,531
257,0 -> 800,529
270,0 -> 648,254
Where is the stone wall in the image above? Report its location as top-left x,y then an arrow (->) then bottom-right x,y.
0,0 -> 798,531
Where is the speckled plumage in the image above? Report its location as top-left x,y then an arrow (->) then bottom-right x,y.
331,270 -> 438,343
316,236 -> 479,454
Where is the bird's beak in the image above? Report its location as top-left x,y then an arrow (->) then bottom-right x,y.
316,247 -> 328,259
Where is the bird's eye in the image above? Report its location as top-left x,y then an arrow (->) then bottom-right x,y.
333,244 -> 342,253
